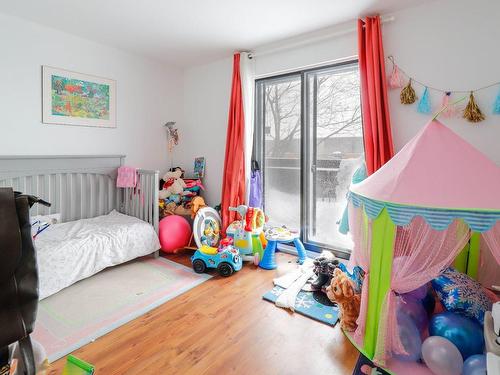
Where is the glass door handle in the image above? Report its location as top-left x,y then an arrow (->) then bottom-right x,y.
311,164 -> 317,173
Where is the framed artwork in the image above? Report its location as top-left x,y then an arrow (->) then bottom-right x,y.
42,66 -> 116,128
194,157 -> 205,178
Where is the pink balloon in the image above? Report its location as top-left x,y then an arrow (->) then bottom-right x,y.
422,336 -> 463,375
159,215 -> 192,253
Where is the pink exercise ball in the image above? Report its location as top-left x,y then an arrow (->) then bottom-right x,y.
159,215 -> 192,253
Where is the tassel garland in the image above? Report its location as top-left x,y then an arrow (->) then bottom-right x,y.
494,89 -> 500,114
389,56 -> 500,122
400,79 -> 417,104
463,92 -> 485,123
388,64 -> 404,89
417,87 -> 432,114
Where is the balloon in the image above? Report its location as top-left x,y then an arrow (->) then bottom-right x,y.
462,354 -> 487,375
403,284 -> 428,300
393,311 -> 422,362
422,336 -> 463,375
429,312 -> 484,360
397,295 -> 428,332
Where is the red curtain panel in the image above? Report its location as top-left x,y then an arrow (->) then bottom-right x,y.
358,16 -> 394,175
221,53 -> 246,234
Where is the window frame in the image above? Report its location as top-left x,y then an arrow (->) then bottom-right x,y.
254,59 -> 362,257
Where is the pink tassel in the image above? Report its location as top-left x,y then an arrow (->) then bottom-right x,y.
441,92 -> 457,118
388,65 -> 404,89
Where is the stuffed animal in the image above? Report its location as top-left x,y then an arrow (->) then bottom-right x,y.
189,196 -> 207,219
159,169 -> 186,200
326,268 -> 361,332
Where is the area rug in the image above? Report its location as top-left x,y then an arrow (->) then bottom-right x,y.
32,257 -> 211,362
262,286 -> 339,326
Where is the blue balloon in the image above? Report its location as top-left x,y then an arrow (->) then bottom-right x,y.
463,354 -> 487,375
429,312 -> 484,360
393,310 -> 422,362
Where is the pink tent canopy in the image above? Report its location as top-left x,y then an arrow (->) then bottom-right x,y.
348,120 -> 500,366
351,119 -> 500,211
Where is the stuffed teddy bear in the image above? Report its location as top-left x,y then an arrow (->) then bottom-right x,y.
159,169 -> 186,200
326,268 -> 361,332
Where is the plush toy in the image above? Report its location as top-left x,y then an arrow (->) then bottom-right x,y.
189,196 -> 207,219
159,169 -> 186,200
326,268 -> 361,332
165,194 -> 181,205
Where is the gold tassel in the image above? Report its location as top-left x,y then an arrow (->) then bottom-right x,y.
400,79 -> 417,104
463,92 -> 485,123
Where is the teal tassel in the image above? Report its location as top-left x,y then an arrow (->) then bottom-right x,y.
494,89 -> 500,114
417,87 -> 431,114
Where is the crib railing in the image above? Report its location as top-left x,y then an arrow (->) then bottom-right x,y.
119,169 -> 159,233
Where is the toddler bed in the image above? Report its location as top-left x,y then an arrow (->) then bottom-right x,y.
0,155 -> 160,299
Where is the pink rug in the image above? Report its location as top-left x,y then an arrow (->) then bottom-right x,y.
32,257 -> 210,362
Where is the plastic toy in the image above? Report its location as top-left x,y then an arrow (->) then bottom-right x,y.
484,303 -> 500,356
159,215 -> 192,253
226,205 -> 267,265
192,207 -> 221,248
191,237 -> 242,277
62,355 -> 95,375
259,226 -> 307,270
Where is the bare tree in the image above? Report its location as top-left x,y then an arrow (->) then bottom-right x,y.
264,70 -> 361,157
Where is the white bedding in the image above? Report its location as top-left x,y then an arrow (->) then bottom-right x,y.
35,210 -> 160,300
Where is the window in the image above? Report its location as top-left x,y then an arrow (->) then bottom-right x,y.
254,61 -> 363,254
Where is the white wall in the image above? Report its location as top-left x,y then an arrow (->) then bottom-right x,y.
384,0 -> 500,167
0,13 -> 183,173
180,0 -> 500,205
177,58 -> 233,205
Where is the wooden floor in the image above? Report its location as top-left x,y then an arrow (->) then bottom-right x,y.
49,252 -> 358,375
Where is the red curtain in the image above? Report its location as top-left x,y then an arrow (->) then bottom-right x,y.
221,53 -> 246,234
358,16 -> 394,175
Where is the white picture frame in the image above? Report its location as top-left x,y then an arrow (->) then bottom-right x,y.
42,66 -> 116,128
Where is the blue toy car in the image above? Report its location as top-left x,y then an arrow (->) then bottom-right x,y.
191,238 -> 243,277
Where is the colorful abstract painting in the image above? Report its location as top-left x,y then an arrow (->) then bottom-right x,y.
51,75 -> 110,119
43,66 -> 116,128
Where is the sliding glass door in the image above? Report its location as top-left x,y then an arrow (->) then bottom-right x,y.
304,63 -> 362,252
255,61 -> 363,255
255,74 -> 302,230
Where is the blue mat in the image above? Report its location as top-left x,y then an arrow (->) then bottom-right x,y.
262,286 -> 339,326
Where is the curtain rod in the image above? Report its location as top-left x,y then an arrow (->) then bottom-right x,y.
248,15 -> 395,59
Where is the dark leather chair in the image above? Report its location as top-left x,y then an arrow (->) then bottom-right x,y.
0,188 -> 50,375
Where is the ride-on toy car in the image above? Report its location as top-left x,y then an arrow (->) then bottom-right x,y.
191,238 -> 243,277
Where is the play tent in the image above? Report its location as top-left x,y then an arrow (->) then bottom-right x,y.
346,119 -> 500,368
